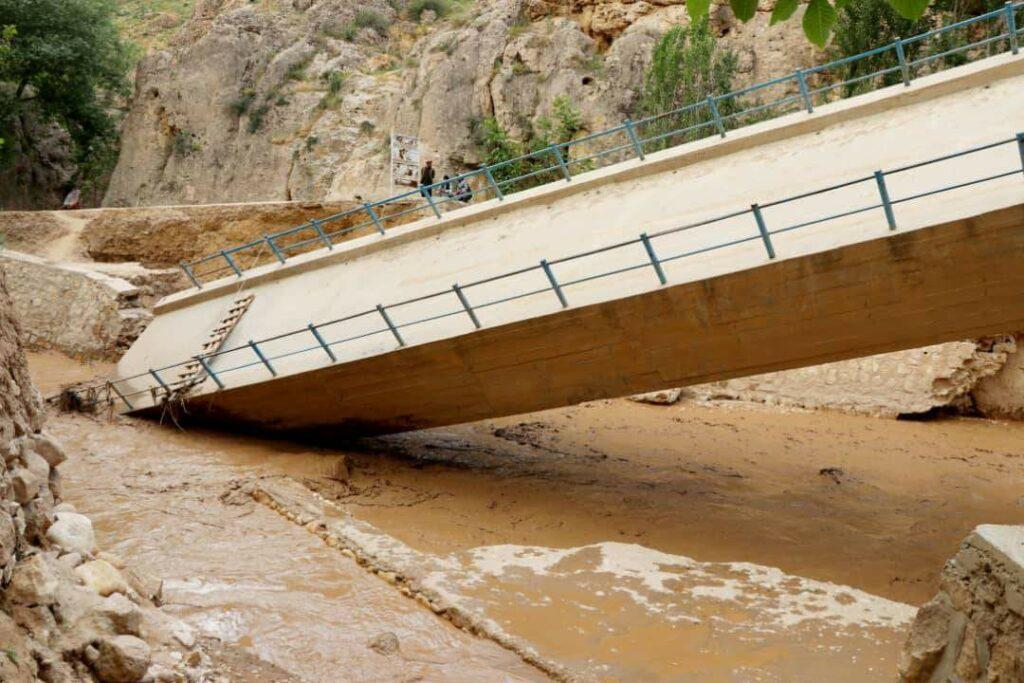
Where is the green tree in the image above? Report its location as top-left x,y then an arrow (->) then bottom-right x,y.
0,0 -> 132,170
636,18 -> 739,150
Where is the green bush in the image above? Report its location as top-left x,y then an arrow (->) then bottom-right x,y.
229,89 -> 255,116
326,70 -> 347,94
474,95 -> 590,193
635,17 -> 739,151
322,21 -> 358,41
247,104 -> 269,133
172,129 -> 201,157
407,0 -> 450,21
354,9 -> 389,35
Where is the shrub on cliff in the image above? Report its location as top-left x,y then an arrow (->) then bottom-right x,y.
473,95 -> 588,193
635,18 -> 739,151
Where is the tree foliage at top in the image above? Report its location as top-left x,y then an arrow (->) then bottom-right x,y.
686,0 -> 940,48
830,0 -> 1005,93
0,0 -> 132,166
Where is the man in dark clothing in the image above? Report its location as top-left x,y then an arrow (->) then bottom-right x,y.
419,160 -> 436,197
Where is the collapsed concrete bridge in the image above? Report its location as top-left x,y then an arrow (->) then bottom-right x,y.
108,53 -> 1024,436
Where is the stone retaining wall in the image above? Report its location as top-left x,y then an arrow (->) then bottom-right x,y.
0,252 -> 152,361
899,525 -> 1024,682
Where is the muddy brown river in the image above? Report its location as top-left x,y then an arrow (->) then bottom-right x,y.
29,351 -> 1024,681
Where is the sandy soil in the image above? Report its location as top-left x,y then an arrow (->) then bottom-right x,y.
330,399 -> 1024,606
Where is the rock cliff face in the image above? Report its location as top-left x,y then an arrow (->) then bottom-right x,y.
105,0 -> 816,207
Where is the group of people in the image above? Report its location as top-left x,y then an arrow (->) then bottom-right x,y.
418,160 -> 473,204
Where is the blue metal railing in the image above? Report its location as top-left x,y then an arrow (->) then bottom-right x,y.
94,132 -> 1024,410
178,1 -> 1024,287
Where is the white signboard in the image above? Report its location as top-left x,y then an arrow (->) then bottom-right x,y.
391,133 -> 420,191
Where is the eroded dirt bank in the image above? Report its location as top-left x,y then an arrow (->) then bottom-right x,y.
30,351 -> 1024,681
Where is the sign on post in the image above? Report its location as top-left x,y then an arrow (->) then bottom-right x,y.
390,133 -> 420,192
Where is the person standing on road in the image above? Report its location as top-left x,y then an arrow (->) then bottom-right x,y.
419,160 -> 436,197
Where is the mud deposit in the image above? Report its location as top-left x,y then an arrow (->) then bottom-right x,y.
29,352 -> 1024,681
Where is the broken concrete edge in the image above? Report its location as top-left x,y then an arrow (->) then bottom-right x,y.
629,335 -> 1024,420
155,51 -> 1024,314
248,476 -> 583,683
898,524 -> 1024,682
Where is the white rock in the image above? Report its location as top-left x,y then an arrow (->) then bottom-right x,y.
100,593 -> 143,636
23,450 -> 50,481
31,432 -> 68,467
97,551 -> 126,569
7,554 -> 59,605
170,619 -> 196,648
46,511 -> 96,555
76,559 -> 129,597
54,502 -> 77,514
57,551 -> 84,570
93,635 -> 151,683
11,468 -> 41,503
628,388 -> 684,405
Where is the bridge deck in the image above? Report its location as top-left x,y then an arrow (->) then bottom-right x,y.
114,54 -> 1024,433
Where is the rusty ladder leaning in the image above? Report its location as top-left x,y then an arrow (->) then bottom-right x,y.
160,293 -> 255,402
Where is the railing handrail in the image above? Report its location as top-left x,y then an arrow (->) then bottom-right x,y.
175,0 -> 1024,288
94,130 -> 1024,409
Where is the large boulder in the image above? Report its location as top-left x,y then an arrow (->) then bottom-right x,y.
75,559 -> 130,597
90,635 -> 152,683
46,511 -> 96,555
6,553 -> 60,606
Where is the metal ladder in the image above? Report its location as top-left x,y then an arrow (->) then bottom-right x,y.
169,293 -> 255,398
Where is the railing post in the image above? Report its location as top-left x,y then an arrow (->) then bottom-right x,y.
1016,132 -> 1024,175
308,323 -> 337,362
249,340 -> 277,376
624,120 -> 645,161
107,381 -> 134,410
895,39 -> 911,86
452,284 -> 481,329
148,369 -> 171,395
377,304 -> 404,346
550,145 -> 571,181
310,219 -> 333,250
751,204 -> 776,259
483,167 -> 504,201
795,70 -> 814,113
364,203 -> 386,235
264,235 -> 286,263
195,355 -> 225,389
221,250 -> 242,277
875,170 -> 898,231
180,261 -> 202,289
706,96 -> 726,138
423,190 -> 441,219
1006,2 -> 1019,55
639,233 -> 667,285
540,259 -> 568,308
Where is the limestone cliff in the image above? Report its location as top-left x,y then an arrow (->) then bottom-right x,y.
104,0 -> 816,206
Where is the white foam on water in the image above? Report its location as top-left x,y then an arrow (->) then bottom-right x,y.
454,541 -> 915,630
